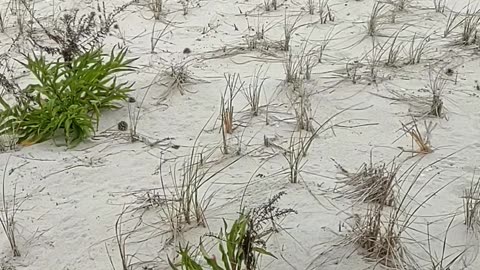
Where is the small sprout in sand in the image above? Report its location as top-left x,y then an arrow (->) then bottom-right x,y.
427,67 -> 447,117
346,60 -> 360,84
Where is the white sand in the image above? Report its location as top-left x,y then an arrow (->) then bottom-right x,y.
1,0 -> 480,269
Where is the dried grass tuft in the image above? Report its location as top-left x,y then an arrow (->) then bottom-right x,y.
336,159 -> 398,206
401,120 -> 435,154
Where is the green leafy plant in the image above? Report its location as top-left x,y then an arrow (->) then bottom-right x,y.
0,47 -> 136,147
169,192 -> 296,270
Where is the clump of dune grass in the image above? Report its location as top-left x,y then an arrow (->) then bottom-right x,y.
283,12 -> 304,51
158,58 -> 208,100
433,0 -> 446,13
220,73 -> 242,154
406,33 -> 430,65
386,28 -> 406,67
336,158 -> 398,206
461,8 -> 480,45
284,108 -> 351,184
149,0 -> 164,20
365,38 -> 386,82
242,66 -> 266,117
352,203 -> 407,268
319,0 -> 334,24
284,52 -> 303,86
283,39 -> 320,86
444,10 -> 464,38
463,173 -> 480,231
349,158 -> 459,268
284,130 -> 315,184
427,67 -> 447,117
168,62 -> 193,95
156,125 -> 245,242
289,84 -> 314,132
372,66 -> 448,119
307,0 -> 315,15
367,2 -> 387,36
401,120 -> 436,154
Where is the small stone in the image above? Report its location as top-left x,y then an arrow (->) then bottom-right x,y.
118,121 -> 128,131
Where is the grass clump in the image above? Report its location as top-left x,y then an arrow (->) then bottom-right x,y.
0,47 -> 136,147
401,120 -> 435,154
349,159 -> 457,269
336,159 -> 398,206
463,173 -> 480,231
367,2 -> 387,36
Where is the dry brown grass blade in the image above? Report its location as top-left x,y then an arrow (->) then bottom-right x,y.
400,120 -> 435,154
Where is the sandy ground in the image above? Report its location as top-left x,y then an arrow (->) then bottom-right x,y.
1,0 -> 480,269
